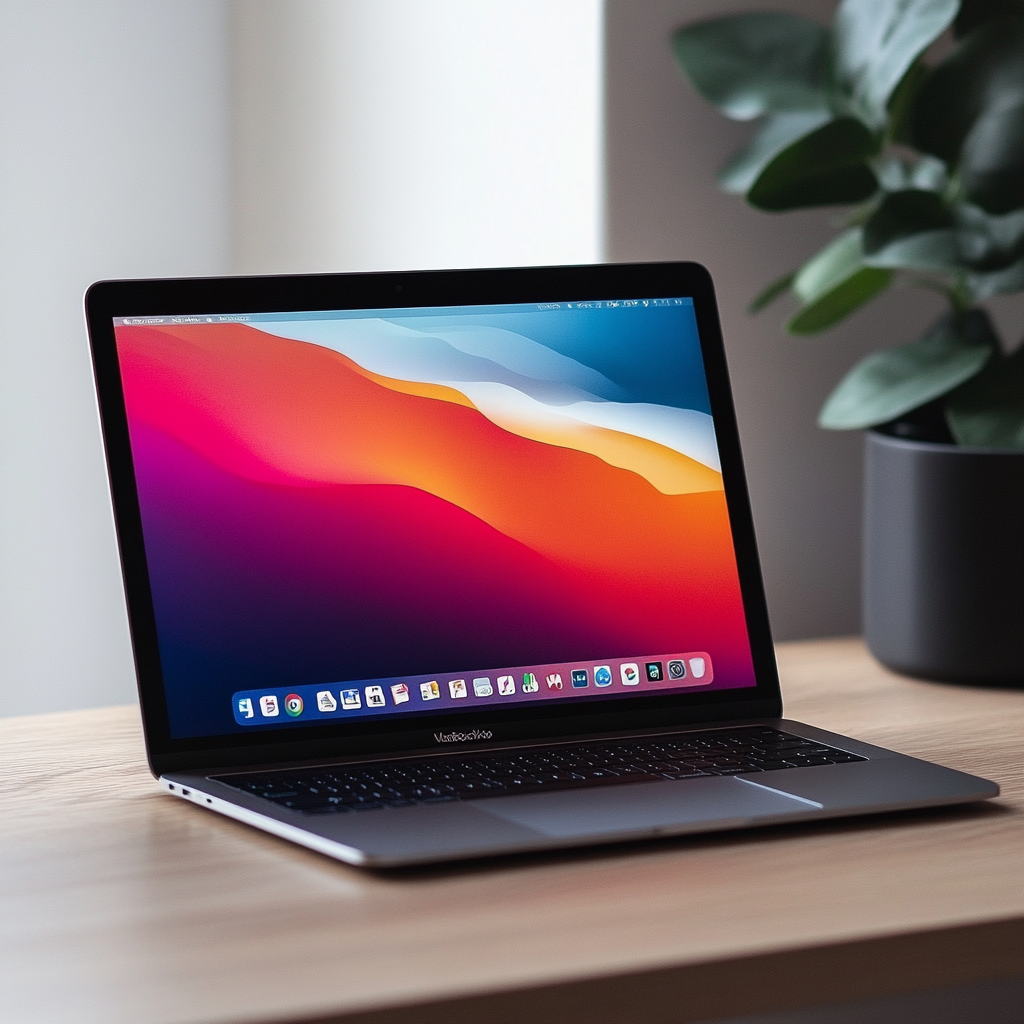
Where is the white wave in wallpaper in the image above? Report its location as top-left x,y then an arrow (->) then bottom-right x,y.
450,381 -> 720,473
250,318 -> 721,477
259,318 -> 624,405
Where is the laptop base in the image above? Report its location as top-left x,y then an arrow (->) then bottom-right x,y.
163,719 -> 997,867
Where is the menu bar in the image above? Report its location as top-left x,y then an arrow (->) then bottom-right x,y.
113,297 -> 694,328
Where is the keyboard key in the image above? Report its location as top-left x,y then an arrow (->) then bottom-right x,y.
214,728 -> 865,813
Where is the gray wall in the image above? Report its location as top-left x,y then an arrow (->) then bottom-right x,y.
604,0 -> 945,640
0,1 -> 230,715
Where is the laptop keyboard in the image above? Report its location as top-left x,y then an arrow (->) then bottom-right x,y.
214,727 -> 865,815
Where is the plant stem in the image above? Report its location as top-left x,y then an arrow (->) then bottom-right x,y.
948,273 -> 972,314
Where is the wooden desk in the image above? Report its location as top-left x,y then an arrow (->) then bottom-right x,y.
2,638 -> 1022,1024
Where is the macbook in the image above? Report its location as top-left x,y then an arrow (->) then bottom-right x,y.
85,262 -> 997,866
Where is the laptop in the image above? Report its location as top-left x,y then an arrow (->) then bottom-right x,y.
86,262 -> 997,867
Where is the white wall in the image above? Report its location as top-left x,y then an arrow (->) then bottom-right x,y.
232,0 -> 603,274
0,0 -> 603,717
0,1 -> 230,716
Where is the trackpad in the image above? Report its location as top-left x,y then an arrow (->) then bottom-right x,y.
476,776 -> 821,838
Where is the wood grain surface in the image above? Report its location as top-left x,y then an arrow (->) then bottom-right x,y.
2,638 -> 1022,1024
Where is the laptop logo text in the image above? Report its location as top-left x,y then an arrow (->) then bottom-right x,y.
434,728 -> 494,744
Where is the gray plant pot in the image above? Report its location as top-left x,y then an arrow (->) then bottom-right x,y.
863,430 -> 1024,685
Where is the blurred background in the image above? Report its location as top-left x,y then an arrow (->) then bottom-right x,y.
3,0 -> 1013,717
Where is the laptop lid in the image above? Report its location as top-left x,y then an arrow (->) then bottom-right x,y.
86,263 -> 781,777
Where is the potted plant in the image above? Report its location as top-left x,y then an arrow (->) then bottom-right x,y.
672,0 -> 1023,684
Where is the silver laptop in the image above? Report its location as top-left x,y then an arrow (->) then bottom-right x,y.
86,262 -> 997,867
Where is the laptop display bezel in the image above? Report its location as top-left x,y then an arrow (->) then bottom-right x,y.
86,262 -> 782,776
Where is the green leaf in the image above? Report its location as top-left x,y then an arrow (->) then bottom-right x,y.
876,157 -> 913,192
789,269 -> 893,333
874,155 -> 949,193
862,190 -> 952,251
864,189 -> 958,272
909,155 -> 950,191
672,14 -> 830,120
819,309 -> 997,428
833,0 -> 959,124
749,271 -> 796,313
862,197 -> 1024,271
747,117 -> 880,211
967,256 -> 1024,297
887,58 -> 931,144
912,18 -> 1024,167
863,230 -> 961,270
955,204 -> 1024,270
955,0 -> 1024,38
960,94 -> 1024,213
861,191 -> 960,271
946,342 -> 1024,446
789,230 -> 894,333
718,111 -> 832,193
793,230 -> 862,302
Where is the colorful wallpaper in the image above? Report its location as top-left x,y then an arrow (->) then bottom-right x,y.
115,303 -> 757,737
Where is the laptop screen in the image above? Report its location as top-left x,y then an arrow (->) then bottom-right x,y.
113,296 -> 757,740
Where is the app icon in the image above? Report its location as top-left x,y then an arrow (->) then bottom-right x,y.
594,665 -> 612,687
365,685 -> 386,708
645,662 -> 663,682
259,695 -> 279,717
667,659 -> 686,680
571,669 -> 588,688
688,657 -> 707,679
420,680 -> 440,701
546,673 -> 563,690
340,688 -> 361,710
449,678 -> 468,699
497,675 -> 515,695
620,663 -> 639,685
284,693 -> 304,717
237,697 -> 254,718
391,682 -> 410,704
522,672 -> 539,693
316,690 -> 337,712
473,677 -> 493,697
